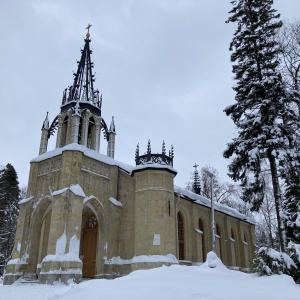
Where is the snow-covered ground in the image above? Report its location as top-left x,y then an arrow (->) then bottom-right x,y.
0,254 -> 299,300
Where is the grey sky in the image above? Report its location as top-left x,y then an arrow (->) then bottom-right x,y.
1,0 -> 299,189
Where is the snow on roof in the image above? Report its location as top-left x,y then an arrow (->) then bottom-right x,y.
31,143 -> 134,174
31,143 -> 177,175
174,186 -> 254,224
132,163 -> 177,174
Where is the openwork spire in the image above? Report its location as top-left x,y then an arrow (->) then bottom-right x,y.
61,24 -> 102,113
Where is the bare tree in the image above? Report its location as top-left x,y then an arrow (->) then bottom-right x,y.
254,173 -> 280,249
185,165 -> 248,214
277,19 -> 300,92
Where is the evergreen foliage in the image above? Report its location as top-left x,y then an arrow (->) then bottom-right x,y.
0,163 -> 20,276
254,246 -> 296,277
224,0 -> 300,251
286,243 -> 300,283
254,243 -> 300,283
283,172 -> 300,245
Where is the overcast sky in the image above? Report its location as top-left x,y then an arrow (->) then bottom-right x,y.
1,0 -> 300,190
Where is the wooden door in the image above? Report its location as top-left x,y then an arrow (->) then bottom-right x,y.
82,216 -> 98,278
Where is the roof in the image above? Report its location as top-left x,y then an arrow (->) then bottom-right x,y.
174,186 -> 255,224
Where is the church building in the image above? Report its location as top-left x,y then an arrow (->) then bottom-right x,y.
4,28 -> 255,285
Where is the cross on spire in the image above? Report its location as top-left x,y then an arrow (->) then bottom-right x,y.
86,23 -> 92,38
193,163 -> 199,171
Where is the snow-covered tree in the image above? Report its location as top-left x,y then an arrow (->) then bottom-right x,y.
283,171 -> 300,244
0,164 -> 19,275
277,19 -> 300,246
224,0 -> 300,251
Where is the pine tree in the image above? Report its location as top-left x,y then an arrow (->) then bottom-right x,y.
0,163 -> 20,275
224,0 -> 300,251
283,170 -> 300,244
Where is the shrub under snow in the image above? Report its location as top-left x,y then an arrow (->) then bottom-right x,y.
254,245 -> 300,283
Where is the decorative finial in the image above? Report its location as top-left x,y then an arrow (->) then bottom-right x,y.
42,111 -> 49,130
162,140 -> 166,155
169,145 -> 174,158
135,143 -> 140,162
86,23 -> 92,38
147,139 -> 151,154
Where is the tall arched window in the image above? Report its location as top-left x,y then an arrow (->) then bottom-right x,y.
231,228 -> 237,266
216,224 -> 222,260
87,117 -> 96,149
61,115 -> 69,147
198,218 -> 205,262
243,233 -> 250,268
177,212 -> 185,260
78,117 -> 83,145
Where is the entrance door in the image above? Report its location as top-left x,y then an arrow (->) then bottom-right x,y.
82,216 -> 98,278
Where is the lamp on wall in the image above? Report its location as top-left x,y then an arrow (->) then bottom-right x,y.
201,167 -> 216,254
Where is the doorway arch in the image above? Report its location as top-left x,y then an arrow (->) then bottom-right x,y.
81,212 -> 98,278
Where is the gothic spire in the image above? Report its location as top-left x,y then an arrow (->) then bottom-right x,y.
193,163 -> 201,195
61,24 -> 101,113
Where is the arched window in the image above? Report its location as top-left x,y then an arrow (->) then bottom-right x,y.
198,218 -> 205,262
231,228 -> 237,266
87,117 -> 96,149
78,117 -> 83,145
243,232 -> 250,268
61,115 -> 69,147
244,233 -> 247,244
216,224 -> 222,260
177,212 -> 185,260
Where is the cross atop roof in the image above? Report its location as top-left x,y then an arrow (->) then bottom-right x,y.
86,23 -> 92,38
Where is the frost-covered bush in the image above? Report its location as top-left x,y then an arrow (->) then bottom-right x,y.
286,243 -> 300,283
254,247 -> 296,276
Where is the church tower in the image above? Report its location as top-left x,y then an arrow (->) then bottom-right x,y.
38,24 -> 113,156
4,26 -> 121,285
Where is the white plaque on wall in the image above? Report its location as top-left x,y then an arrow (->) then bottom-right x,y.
153,234 -> 161,245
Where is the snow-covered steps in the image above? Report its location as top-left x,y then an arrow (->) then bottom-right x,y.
12,274 -> 39,285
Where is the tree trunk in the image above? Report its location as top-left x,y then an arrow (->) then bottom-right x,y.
268,151 -> 285,251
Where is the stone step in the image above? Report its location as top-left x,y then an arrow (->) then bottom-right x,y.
12,274 -> 39,285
